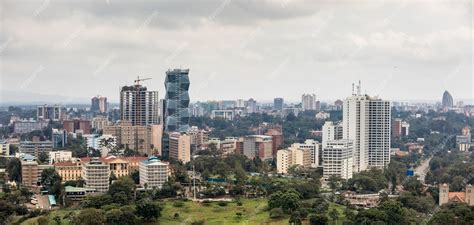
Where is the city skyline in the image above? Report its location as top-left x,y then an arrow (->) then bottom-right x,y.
1,0 -> 472,103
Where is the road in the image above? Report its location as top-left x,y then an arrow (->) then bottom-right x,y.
415,156 -> 432,184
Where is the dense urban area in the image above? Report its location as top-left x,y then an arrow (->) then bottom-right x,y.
0,73 -> 473,225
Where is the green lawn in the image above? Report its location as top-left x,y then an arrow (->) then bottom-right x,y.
159,198 -> 289,225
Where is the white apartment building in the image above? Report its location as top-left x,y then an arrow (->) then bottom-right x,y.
276,146 -> 311,174
302,94 -> 317,111
82,158 -> 110,192
49,151 -> 73,164
322,121 -> 343,149
290,139 -> 321,168
343,85 -> 391,172
323,139 -> 354,180
211,110 -> 235,120
139,156 -> 169,189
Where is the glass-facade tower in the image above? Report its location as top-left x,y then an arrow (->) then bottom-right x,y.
164,69 -> 190,133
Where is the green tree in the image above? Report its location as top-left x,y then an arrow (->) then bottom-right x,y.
37,216 -> 50,225
135,199 -> 162,221
289,211 -> 302,225
329,209 -> 339,224
38,152 -> 49,164
309,214 -> 329,225
106,209 -> 136,225
268,190 -> 301,213
6,158 -> 21,182
40,168 -> 62,196
74,208 -> 106,225
108,177 -> 135,204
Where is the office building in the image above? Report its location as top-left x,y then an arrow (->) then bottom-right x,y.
243,135 -> 273,160
236,99 -> 246,108
274,98 -> 284,111
206,137 -> 239,155
0,140 -> 10,156
164,69 -> 191,133
82,158 -> 110,192
51,129 -> 67,148
91,95 -> 108,113
37,105 -> 62,121
282,107 -> 300,117
246,98 -> 257,114
343,82 -> 391,172
393,119 -> 410,138
120,80 -> 159,126
19,141 -> 53,159
169,132 -> 191,163
63,119 -> 91,135
21,159 -> 39,187
211,110 -> 235,120
139,156 -> 169,189
54,161 -> 82,182
302,94 -> 317,111
92,116 -> 111,131
49,151 -> 72,164
188,126 -> 209,150
276,146 -> 311,174
322,121 -> 343,148
291,139 -> 321,168
442,90 -> 454,109
13,120 -> 49,134
103,121 -> 161,156
265,129 -> 283,157
323,140 -> 354,180
456,126 -> 472,151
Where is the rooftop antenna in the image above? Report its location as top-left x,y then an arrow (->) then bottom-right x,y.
357,80 -> 362,95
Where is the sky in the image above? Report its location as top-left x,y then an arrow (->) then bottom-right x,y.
0,0 -> 473,104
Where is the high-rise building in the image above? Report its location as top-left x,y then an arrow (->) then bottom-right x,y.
91,96 -> 108,113
169,132 -> 191,163
139,156 -> 169,189
246,98 -> 257,114
21,159 -> 39,187
243,135 -> 273,160
322,121 -> 343,149
274,98 -> 284,111
92,116 -> 111,131
164,69 -> 191,133
334,99 -> 343,111
103,121 -> 162,156
82,158 -> 110,193
51,129 -> 67,148
120,80 -> 159,126
442,90 -> 454,109
343,82 -> 391,172
63,119 -> 91,135
301,94 -> 317,111
323,139 -> 354,180
37,105 -> 62,121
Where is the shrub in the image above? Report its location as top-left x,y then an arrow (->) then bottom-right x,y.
236,212 -> 243,217
174,213 -> 180,218
191,220 -> 205,225
269,208 -> 285,219
173,201 -> 185,208
217,202 -> 228,207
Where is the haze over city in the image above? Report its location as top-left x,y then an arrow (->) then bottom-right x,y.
1,0 -> 472,103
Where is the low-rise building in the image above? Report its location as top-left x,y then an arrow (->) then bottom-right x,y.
49,151 -> 73,164
211,110 -> 235,120
276,146 -> 311,174
19,141 -> 53,160
169,132 -> 191,163
139,156 -> 169,189
243,135 -> 273,160
54,161 -> 82,182
439,184 -> 474,206
65,186 -> 97,201
0,140 -> 10,156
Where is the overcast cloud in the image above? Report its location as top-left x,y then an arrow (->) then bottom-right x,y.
0,0 -> 472,103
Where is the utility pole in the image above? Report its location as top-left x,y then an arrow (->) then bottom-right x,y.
193,163 -> 196,201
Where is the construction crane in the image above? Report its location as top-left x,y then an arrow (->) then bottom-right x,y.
134,76 -> 152,86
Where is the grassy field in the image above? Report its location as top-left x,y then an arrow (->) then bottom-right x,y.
19,199 -> 350,225
159,198 -> 289,225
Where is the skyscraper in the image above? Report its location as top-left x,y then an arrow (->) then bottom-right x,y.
343,82 -> 391,172
442,90 -> 454,108
120,79 -> 159,126
164,69 -> 191,133
91,96 -> 108,113
301,94 -> 316,111
274,98 -> 284,111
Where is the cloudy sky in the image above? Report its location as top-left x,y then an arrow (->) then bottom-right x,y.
0,0 -> 472,104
